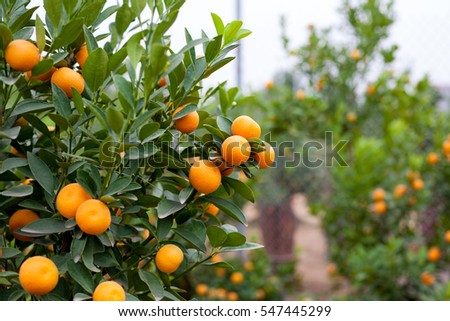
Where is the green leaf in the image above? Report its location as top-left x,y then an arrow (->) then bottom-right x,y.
221,242 -> 264,252
179,186 -> 194,204
10,99 -> 53,117
31,59 -> 54,77
223,177 -> 255,202
203,57 -> 234,79
222,232 -> 246,247
71,237 -> 87,263
115,4 -> 135,34
206,226 -> 227,248
126,143 -> 159,160
51,18 -> 84,50
106,107 -> 124,134
44,0 -> 62,27
67,260 -> 95,293
203,196 -> 247,226
211,13 -> 224,35
0,23 -> 12,50
0,247 -> 23,259
205,35 -> 222,62
78,0 -> 107,26
138,270 -> 164,300
156,215 -> 173,241
157,199 -> 185,218
104,177 -> 132,196
0,127 -> 20,140
0,185 -> 32,197
10,7 -> 38,33
19,218 -> 69,236
224,20 -> 243,45
235,28 -> 252,41
127,34 -> 144,70
84,100 -> 109,132
202,261 -> 233,269
0,157 -> 27,174
18,199 -> 52,213
83,26 -> 98,52
27,152 -> 55,196
83,48 -> 109,92
139,123 -> 160,141
35,16 -> 46,52
109,47 -> 127,71
216,115 -> 232,134
172,104 -> 197,120
173,228 -> 206,253
52,84 -> 71,120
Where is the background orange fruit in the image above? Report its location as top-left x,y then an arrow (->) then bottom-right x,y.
5,39 -> 40,72
56,183 -> 92,219
230,271 -> 244,284
373,200 -> 387,214
9,209 -> 40,242
173,106 -> 199,134
189,159 -> 222,194
93,281 -> 126,301
420,271 -> 435,286
221,135 -> 251,166
19,256 -> 59,295
372,188 -> 386,201
231,115 -> 261,139
75,199 -> 111,235
393,184 -> 408,199
427,246 -> 441,262
195,283 -> 208,296
51,67 -> 84,98
155,244 -> 184,273
253,141 -> 275,169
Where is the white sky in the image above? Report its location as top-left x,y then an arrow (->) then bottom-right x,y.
29,0 -> 450,91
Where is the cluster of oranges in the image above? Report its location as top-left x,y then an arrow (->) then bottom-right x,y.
183,115 -> 274,196
5,39 -> 86,98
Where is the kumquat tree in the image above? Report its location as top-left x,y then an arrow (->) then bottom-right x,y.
0,0 -> 272,301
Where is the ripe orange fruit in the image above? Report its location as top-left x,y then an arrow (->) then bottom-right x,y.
216,288 -> 227,299
173,106 -> 199,134
75,45 -> 88,69
51,67 -> 85,98
327,263 -> 337,275
351,49 -> 361,60
412,178 -> 424,191
253,141 -> 275,169
445,231 -> 450,243
227,291 -> 239,301
19,256 -> 59,295
230,272 -> 244,284
295,89 -> 305,100
26,66 -> 56,82
244,262 -> 254,271
9,209 -> 40,242
155,244 -> 184,273
372,188 -> 386,201
406,171 -> 420,181
442,140 -> 450,155
346,112 -> 357,123
56,183 -> 92,219
157,77 -> 167,88
75,199 -> 111,235
393,184 -> 408,199
218,160 -> 234,176
10,146 -> 26,158
231,115 -> 261,139
427,152 -> 440,165
373,200 -> 387,214
367,84 -> 376,96
189,159 -> 222,194
265,81 -> 273,90
195,283 -> 208,296
5,39 -> 40,72
420,271 -> 435,286
221,135 -> 251,166
93,281 -> 126,301
205,203 -> 219,216
427,246 -> 441,262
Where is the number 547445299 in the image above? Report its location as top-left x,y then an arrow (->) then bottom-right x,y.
260,305 -> 331,317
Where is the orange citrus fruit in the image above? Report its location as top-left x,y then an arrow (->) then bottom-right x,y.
372,188 -> 386,201
231,115 -> 261,139
230,271 -> 244,284
75,45 -> 88,69
427,246 -> 441,262
295,89 -> 305,100
265,81 -> 273,90
420,271 -> 435,286
195,283 -> 208,296
346,112 -> 357,123
367,84 -> 376,96
445,231 -> 450,243
327,263 -> 337,275
5,39 -> 40,72
218,160 -> 234,176
394,184 -> 408,199
427,152 -> 440,165
442,140 -> 450,155
157,77 -> 167,87
19,256 -> 59,295
56,183 -> 92,219
244,262 -> 254,271
10,146 -> 26,158
75,199 -> 111,235
227,291 -> 238,301
406,171 -> 420,181
253,141 -> 275,169
412,178 -> 424,191
9,209 -> 40,242
189,159 -> 222,194
205,203 -> 219,216
173,106 -> 199,134
351,49 -> 361,60
221,135 -> 251,166
51,67 -> 84,98
93,281 -> 126,301
373,200 -> 387,214
155,244 -> 184,273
